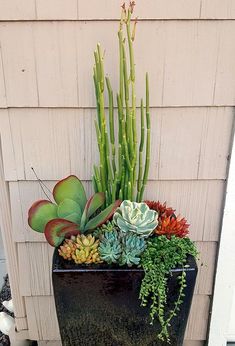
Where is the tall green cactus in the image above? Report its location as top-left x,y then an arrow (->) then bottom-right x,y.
93,2 -> 151,205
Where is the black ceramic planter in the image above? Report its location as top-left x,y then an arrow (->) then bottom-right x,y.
52,249 -> 197,346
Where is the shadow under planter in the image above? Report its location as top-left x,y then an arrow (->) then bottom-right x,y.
52,249 -> 197,346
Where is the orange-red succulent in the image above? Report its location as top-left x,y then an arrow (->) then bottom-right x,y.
156,214 -> 189,238
145,201 -> 175,219
145,200 -> 189,238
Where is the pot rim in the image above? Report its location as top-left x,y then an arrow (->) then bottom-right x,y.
52,248 -> 197,274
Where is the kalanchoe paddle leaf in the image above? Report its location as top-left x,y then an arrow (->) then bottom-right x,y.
99,230 -> 122,264
57,198 -> 82,224
58,225 -> 80,238
86,192 -> 105,218
28,200 -> 58,233
53,175 -> 87,211
84,200 -> 121,231
80,192 -> 105,229
113,200 -> 158,238
44,219 -> 79,247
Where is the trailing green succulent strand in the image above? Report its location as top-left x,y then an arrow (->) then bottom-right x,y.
140,235 -> 198,343
93,2 -> 151,203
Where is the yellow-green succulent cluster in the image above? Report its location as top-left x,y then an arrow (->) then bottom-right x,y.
58,238 -> 77,261
59,234 -> 103,264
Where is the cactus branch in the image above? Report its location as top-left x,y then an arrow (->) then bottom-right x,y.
136,99 -> 145,202
93,4 -> 151,203
139,73 -> 150,201
106,77 -> 116,174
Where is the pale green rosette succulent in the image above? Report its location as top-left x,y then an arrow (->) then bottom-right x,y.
113,200 -> 158,238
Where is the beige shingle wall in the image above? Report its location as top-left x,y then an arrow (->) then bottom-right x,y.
0,1 -> 234,344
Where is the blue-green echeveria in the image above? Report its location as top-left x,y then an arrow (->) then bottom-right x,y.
113,200 -> 158,238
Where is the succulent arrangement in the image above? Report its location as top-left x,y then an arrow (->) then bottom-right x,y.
27,2 -> 198,344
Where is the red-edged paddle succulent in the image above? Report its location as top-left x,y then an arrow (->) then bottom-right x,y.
28,175 -> 121,247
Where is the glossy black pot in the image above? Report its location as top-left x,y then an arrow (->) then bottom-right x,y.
52,249 -> 197,346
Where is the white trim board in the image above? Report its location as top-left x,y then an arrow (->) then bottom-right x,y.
208,121 -> 235,345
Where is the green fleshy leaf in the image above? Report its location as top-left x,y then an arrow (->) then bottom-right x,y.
53,175 -> 87,211
44,218 -> 79,247
80,192 -> 105,230
57,198 -> 81,224
28,200 -> 58,233
86,192 -> 105,218
84,200 -> 121,231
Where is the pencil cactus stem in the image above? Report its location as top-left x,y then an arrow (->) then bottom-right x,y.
118,30 -> 124,106
105,77 -> 116,173
131,18 -> 138,42
93,70 -> 101,128
94,51 -> 100,84
126,8 -> 135,82
139,73 -> 151,201
127,181 -> 132,200
132,82 -> 137,154
94,120 -> 101,143
93,5 -> 151,203
117,94 -> 132,172
117,91 -> 124,183
105,132 -> 113,184
122,40 -> 133,158
93,166 -> 102,192
146,73 -> 150,126
97,44 -> 104,92
105,190 -> 110,208
131,80 -> 137,193
105,77 -> 114,143
112,172 -> 118,203
124,171 -> 128,199
98,85 -> 106,140
122,41 -> 130,105
136,99 -> 145,202
92,175 -> 98,193
118,144 -> 123,181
